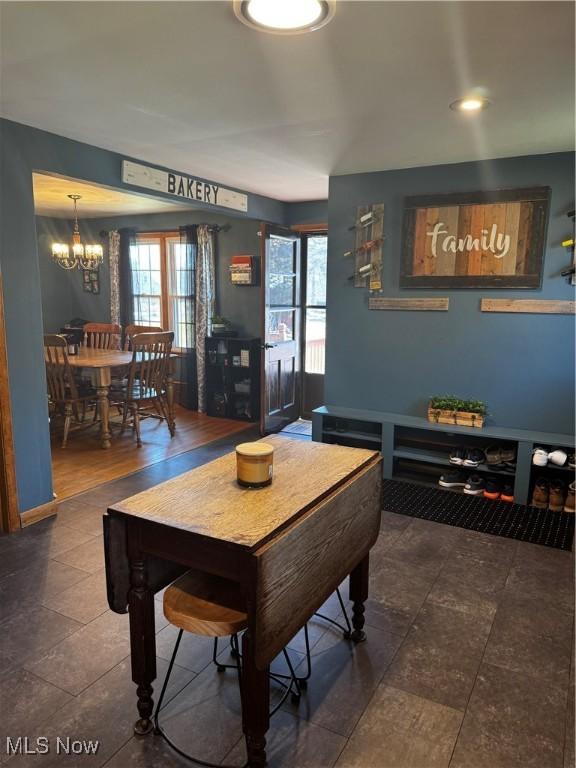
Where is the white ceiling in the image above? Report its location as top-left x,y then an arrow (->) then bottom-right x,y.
1,1 -> 574,202
33,172 -> 195,217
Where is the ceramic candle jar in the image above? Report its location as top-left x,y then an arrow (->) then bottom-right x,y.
236,442 -> 274,488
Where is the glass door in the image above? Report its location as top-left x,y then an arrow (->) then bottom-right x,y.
302,233 -> 327,417
260,225 -> 301,434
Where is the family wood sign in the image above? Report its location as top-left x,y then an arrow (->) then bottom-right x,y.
401,187 -> 550,288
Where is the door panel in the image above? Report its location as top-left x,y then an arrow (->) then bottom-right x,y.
261,226 -> 301,434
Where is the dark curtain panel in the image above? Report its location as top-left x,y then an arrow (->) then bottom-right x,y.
118,228 -> 136,328
178,226 -> 198,409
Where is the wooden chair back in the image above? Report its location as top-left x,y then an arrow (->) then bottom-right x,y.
127,331 -> 174,400
123,324 -> 163,351
44,334 -> 78,403
83,322 -> 121,350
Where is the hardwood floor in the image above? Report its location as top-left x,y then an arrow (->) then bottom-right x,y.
51,406 -> 252,500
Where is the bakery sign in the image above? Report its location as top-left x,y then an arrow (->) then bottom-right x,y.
400,187 -> 550,288
122,160 -> 248,213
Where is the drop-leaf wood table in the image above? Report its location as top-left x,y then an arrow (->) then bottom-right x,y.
104,435 -> 382,767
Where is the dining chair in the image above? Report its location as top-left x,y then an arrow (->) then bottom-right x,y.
83,322 -> 122,350
154,569 -> 303,761
112,331 -> 175,446
123,324 -> 163,351
44,334 -> 97,448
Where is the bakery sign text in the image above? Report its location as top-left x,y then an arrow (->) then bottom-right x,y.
122,160 -> 248,212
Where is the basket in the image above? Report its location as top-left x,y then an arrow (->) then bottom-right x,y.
427,408 -> 485,428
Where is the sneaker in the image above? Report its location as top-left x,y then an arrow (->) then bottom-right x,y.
531,478 -> 549,509
549,480 -> 566,512
464,474 -> 485,495
500,483 -> 514,503
463,449 -> 486,467
483,478 -> 501,500
568,454 -> 575,470
449,447 -> 466,466
548,449 -> 568,467
532,448 -> 548,467
439,470 -> 467,488
564,481 -> 575,513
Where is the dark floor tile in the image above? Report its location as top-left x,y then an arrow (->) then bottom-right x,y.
0,606 -> 82,674
284,624 -> 402,737
565,681 -> 575,768
384,521 -> 458,578
0,668 -> 73,738
426,579 -> 499,621
450,662 -> 567,768
54,505 -> 106,537
514,540 -> 575,577
364,555 -> 435,637
453,530 -> 519,563
439,550 -> 511,595
41,569 -> 109,624
385,602 -> 493,711
23,610 -> 131,695
53,536 -> 105,573
155,623 -> 218,673
483,595 -> 572,689
335,685 -> 462,768
3,656 -> 194,766
506,559 -> 575,612
0,560 -> 90,620
224,709 -> 347,768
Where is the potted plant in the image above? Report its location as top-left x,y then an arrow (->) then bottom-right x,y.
428,395 -> 487,428
211,315 -> 233,336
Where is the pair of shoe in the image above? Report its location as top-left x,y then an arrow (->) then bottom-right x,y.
439,471 -> 514,502
484,444 -> 517,466
532,478 -> 575,512
450,447 -> 486,467
532,448 -> 573,467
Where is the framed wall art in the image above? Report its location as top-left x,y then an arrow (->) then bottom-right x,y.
83,269 -> 100,294
400,186 -> 550,288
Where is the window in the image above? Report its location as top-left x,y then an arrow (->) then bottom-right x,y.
129,233 -> 194,349
304,234 -> 327,374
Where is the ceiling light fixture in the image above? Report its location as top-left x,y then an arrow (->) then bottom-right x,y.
51,195 -> 104,270
450,96 -> 490,113
233,0 -> 335,34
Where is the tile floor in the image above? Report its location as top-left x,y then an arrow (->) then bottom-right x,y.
0,431 -> 574,768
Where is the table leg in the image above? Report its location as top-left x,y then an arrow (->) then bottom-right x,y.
349,554 -> 369,643
128,549 -> 157,736
241,631 -> 270,767
94,368 -> 112,449
166,370 -> 175,436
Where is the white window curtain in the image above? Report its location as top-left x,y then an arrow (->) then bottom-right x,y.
195,224 -> 215,412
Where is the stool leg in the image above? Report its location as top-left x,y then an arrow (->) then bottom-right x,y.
282,649 -> 302,703
153,628 -> 183,730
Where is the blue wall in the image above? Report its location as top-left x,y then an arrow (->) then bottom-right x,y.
326,152 -> 575,434
0,118 -> 289,513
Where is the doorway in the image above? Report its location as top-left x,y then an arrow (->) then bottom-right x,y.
260,226 -> 327,434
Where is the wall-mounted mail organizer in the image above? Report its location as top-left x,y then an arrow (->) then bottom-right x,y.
345,203 -> 385,292
230,255 -> 254,285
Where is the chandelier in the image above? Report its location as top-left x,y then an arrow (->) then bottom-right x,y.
51,195 -> 104,270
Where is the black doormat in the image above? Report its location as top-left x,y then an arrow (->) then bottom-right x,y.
382,479 -> 574,551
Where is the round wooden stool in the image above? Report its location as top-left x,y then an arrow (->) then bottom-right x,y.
153,569 -> 303,766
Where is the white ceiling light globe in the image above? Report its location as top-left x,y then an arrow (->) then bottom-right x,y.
246,0 -> 323,29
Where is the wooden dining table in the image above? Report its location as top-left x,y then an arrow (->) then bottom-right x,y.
66,347 -> 175,449
104,436 -> 382,766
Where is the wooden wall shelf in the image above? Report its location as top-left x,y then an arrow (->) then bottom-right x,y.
369,297 -> 449,311
480,299 -> 575,314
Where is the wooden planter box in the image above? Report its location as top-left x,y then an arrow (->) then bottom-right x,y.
427,408 -> 485,428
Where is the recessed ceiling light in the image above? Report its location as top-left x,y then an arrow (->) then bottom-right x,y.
233,0 -> 335,34
450,97 -> 491,112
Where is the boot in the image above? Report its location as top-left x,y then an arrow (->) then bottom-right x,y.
548,480 -> 565,512
564,481 -> 575,514
531,478 -> 549,509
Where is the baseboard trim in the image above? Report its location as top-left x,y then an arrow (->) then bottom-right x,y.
21,499 -> 59,527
